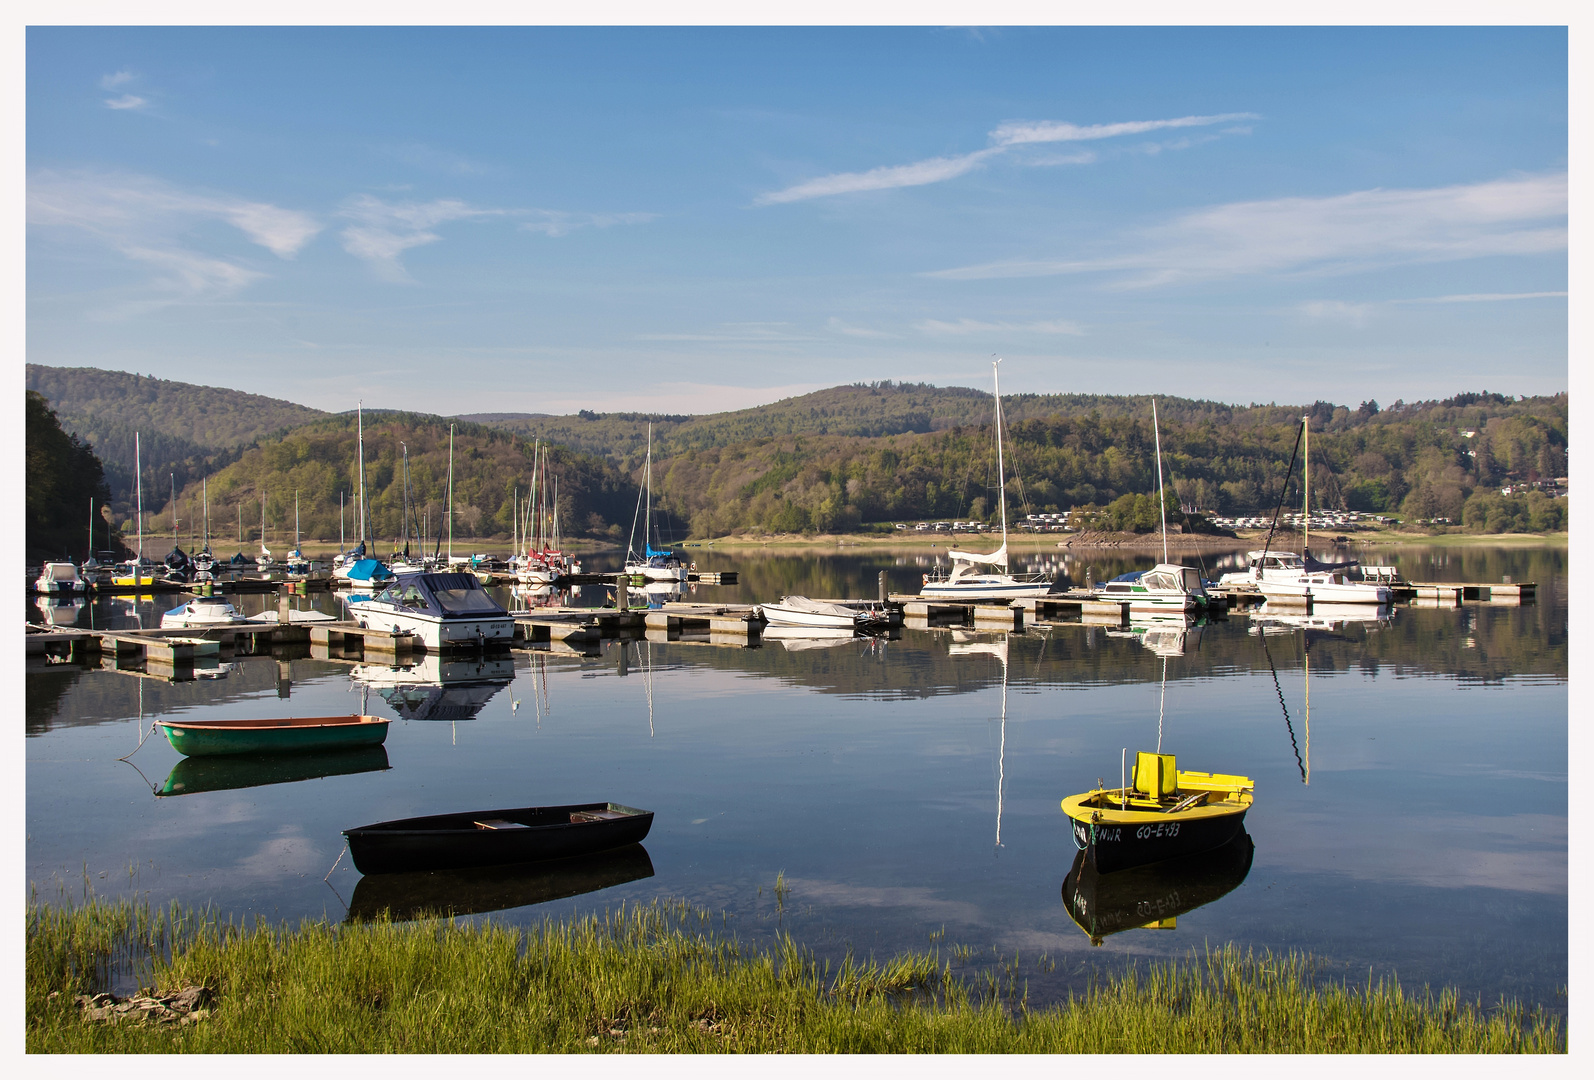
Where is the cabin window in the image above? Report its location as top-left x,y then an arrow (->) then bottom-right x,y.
1180,569 -> 1203,592
1144,572 -> 1176,591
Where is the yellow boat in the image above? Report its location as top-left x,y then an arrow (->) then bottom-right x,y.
1061,751 -> 1253,873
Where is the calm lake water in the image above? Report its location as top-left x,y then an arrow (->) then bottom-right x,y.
26,543 -> 1567,1012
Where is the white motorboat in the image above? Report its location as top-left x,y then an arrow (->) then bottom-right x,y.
35,561 -> 88,594
345,571 -> 514,650
920,360 -> 1055,601
759,595 -> 892,631
160,596 -> 248,628
1258,570 -> 1391,605
1095,564 -> 1210,613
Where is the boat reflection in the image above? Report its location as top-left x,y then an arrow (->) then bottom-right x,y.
764,625 -> 857,650
1251,603 -> 1393,635
346,843 -> 655,921
352,653 -> 515,722
33,596 -> 87,628
1061,827 -> 1254,945
155,745 -> 391,796
1106,615 -> 1205,657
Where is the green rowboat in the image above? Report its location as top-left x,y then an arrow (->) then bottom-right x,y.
157,714 -> 390,757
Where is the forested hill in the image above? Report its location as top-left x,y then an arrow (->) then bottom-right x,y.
25,365 -> 328,505
141,413 -> 638,552
22,365 -> 1569,540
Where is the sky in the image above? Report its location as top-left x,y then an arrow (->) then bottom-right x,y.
24,24 -> 1570,416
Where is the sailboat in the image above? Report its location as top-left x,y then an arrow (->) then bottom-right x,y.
332,405 -> 392,587
625,423 -> 688,582
256,491 -> 275,571
191,478 -> 217,579
111,433 -> 155,586
285,491 -> 311,575
1089,399 -> 1212,614
920,359 -> 1055,600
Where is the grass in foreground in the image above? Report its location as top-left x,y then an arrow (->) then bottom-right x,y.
27,896 -> 1563,1054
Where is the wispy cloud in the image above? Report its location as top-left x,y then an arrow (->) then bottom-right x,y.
521,210 -> 658,237
380,141 -> 487,176
917,317 -> 1084,336
757,111 -> 1256,205
338,195 -> 501,281
1299,300 -> 1376,326
988,112 -> 1257,147
1392,291 -> 1568,304
926,173 -> 1568,286
827,317 -> 898,339
27,170 -> 321,301
99,70 -> 149,110
635,321 -> 815,344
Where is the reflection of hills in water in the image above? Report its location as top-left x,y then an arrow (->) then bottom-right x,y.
24,656 -> 354,735
1061,828 -> 1254,945
352,654 -> 515,721
156,745 -> 391,796
347,843 -> 654,921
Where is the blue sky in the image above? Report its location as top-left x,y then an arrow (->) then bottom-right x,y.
25,25 -> 1569,415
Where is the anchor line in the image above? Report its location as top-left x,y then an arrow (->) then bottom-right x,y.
1261,633 -> 1307,782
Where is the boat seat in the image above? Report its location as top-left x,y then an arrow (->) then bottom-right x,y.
473,819 -> 528,830
1133,752 -> 1177,799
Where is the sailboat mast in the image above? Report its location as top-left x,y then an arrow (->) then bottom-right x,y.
1153,398 -> 1169,565
356,403 -> 367,546
446,424 -> 455,562
171,474 -> 178,540
203,477 -> 209,550
1303,416 -> 1310,558
992,359 -> 1008,563
644,423 -> 653,554
135,433 -> 143,569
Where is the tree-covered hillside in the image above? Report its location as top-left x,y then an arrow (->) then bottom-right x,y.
147,414 -> 640,551
26,392 -> 114,562
25,365 -> 328,508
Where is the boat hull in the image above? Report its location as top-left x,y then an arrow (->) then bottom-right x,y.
344,802 -> 655,875
1257,580 -> 1391,604
158,714 -> 391,757
1063,800 -> 1249,873
346,603 -> 514,649
920,576 -> 1054,600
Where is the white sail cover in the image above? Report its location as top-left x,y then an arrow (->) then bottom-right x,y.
947,543 -> 1007,568
772,595 -> 861,619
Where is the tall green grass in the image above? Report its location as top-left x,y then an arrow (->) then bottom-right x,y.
26,895 -> 1563,1054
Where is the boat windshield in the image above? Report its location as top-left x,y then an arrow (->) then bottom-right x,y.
432,588 -> 506,614
1180,568 -> 1204,593
1143,571 -> 1178,591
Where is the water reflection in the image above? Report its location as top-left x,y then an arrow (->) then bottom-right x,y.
33,595 -> 87,628
1061,828 -> 1255,945
352,654 -> 514,721
346,844 -> 655,922
154,745 -> 391,797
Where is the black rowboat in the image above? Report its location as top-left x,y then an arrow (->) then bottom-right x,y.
346,844 -> 655,921
343,802 -> 654,876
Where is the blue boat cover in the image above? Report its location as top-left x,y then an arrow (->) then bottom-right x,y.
347,558 -> 394,582
1110,571 -> 1145,583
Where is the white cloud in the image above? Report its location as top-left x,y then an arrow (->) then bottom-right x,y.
926,173 -> 1568,286
104,93 -> 148,110
827,317 -> 898,339
1393,291 -> 1568,304
520,209 -> 658,237
756,148 -> 1001,205
917,317 -> 1084,336
635,321 -> 815,344
27,170 -> 320,301
338,194 -> 500,281
1299,300 -> 1376,326
100,70 -> 136,89
755,111 -> 1256,205
988,111 -> 1258,147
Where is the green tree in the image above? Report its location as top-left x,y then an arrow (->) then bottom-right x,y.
27,391 -> 114,562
